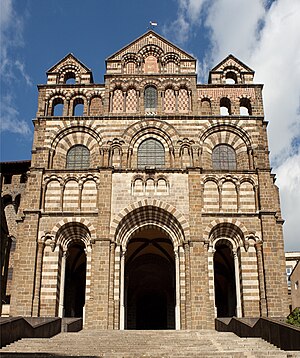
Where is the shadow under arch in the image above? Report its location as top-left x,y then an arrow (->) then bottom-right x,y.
115,205 -> 186,330
209,222 -> 245,319
55,222 -> 91,318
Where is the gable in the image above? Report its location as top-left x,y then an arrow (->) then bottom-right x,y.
107,30 -> 195,61
210,54 -> 254,74
208,54 -> 254,84
46,53 -> 93,84
106,30 -> 196,75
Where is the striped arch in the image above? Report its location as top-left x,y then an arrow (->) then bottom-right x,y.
200,123 -> 252,170
123,119 -> 179,146
46,90 -> 68,116
51,127 -> 101,169
140,79 -> 161,90
88,89 -> 105,100
69,88 -> 89,99
124,121 -> 178,168
139,44 -> 163,59
203,218 -> 249,246
55,223 -> 91,251
51,217 -> 96,245
45,89 -> 69,102
57,64 -> 81,84
111,198 -> 189,249
48,123 -> 102,150
200,123 -> 252,149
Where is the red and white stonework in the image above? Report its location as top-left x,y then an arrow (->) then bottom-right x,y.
4,31 -> 289,329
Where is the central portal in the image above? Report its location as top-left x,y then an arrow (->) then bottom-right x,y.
125,228 -> 175,329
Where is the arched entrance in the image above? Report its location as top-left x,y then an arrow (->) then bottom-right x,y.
64,242 -> 87,317
114,202 -> 187,330
125,229 -> 175,329
55,221 -> 91,319
213,241 -> 237,317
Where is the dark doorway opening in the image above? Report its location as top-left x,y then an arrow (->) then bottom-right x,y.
64,242 -> 86,317
125,229 -> 175,329
213,242 -> 237,317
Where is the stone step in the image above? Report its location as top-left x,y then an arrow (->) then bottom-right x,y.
1,329 -> 297,357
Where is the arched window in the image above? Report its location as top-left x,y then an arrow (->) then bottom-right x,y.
52,98 -> 64,116
240,98 -> 252,115
212,144 -> 236,170
144,86 -> 157,112
73,98 -> 84,116
138,138 -> 165,168
220,97 -> 231,115
225,71 -> 237,84
64,71 -> 76,84
66,145 -> 90,169
125,61 -> 135,74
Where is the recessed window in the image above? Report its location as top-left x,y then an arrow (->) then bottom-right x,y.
66,145 -> 90,169
64,72 -> 76,84
144,86 -> 157,112
73,98 -> 84,116
212,144 -> 236,170
52,98 -> 64,116
138,138 -> 165,168
225,71 -> 237,84
220,97 -> 231,115
240,98 -> 252,116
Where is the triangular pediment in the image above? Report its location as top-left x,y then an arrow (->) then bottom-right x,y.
208,54 -> 254,84
210,54 -> 254,74
46,53 -> 93,84
47,53 -> 92,75
107,30 -> 196,61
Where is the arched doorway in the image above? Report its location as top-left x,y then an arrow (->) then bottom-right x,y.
213,241 -> 237,317
125,228 -> 175,329
63,242 -> 86,317
63,242 -> 87,317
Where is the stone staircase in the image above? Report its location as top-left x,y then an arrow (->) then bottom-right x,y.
1,329 -> 300,357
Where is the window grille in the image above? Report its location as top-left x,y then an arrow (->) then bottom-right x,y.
138,138 -> 165,168
144,86 -> 157,111
212,144 -> 236,170
66,145 -> 90,169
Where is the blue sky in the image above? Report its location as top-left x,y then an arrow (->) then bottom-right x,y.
1,0 -> 299,251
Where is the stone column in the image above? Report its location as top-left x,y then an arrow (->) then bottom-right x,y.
209,246 -> 217,317
114,245 -> 121,329
175,248 -> 181,330
58,249 -> 68,317
32,239 -> 45,316
218,183 -> 222,211
255,242 -> 268,316
119,249 -> 126,330
236,183 -> 240,212
184,242 -> 192,328
233,249 -> 242,317
87,98 -> 90,116
108,242 -> 115,329
254,185 -> 259,212
179,245 -> 186,329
